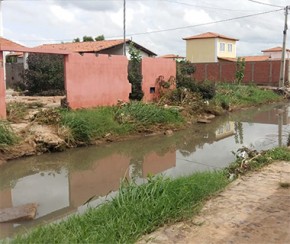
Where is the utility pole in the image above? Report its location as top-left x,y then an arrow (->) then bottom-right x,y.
0,0 -> 3,36
279,5 -> 289,88
123,0 -> 126,56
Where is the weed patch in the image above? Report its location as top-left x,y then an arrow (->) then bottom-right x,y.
214,84 -> 282,108
0,121 -> 18,149
6,102 -> 29,122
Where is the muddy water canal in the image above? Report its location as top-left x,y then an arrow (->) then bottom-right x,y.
1,102 -> 290,239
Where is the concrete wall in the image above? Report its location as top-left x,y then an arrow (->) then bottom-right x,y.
142,57 -> 176,102
5,63 -> 24,89
193,60 -> 287,86
0,52 -> 6,119
64,53 -> 131,109
186,38 -> 216,63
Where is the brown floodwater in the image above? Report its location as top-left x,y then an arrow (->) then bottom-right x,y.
0,102 -> 290,239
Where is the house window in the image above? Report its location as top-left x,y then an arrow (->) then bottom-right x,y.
228,44 -> 233,52
220,43 -> 225,52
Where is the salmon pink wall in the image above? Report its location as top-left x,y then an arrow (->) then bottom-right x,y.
142,57 -> 176,102
64,54 -> 131,109
0,52 -> 6,119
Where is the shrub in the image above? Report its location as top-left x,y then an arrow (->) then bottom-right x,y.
128,43 -> 144,101
23,53 -> 65,96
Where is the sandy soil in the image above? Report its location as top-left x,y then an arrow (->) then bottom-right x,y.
138,161 -> 290,244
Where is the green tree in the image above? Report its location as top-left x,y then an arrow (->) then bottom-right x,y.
95,35 -> 105,41
83,36 -> 94,42
235,57 -> 246,85
73,37 -> 80,43
23,53 -> 64,95
128,43 -> 143,100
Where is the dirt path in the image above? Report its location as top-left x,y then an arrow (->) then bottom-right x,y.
138,161 -> 290,244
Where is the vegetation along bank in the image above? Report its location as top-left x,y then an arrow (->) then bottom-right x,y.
0,55 -> 286,163
10,147 -> 290,243
0,81 -> 285,164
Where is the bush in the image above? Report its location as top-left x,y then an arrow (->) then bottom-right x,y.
23,54 -> 65,96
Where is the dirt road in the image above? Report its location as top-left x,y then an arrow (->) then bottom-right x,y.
138,161 -> 290,244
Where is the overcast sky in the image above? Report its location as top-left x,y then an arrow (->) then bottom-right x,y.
2,0 -> 290,56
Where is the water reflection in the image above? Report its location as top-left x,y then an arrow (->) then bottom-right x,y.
0,102 -> 290,239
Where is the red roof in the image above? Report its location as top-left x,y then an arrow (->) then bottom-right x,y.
183,32 -> 239,41
0,37 -> 26,49
36,39 -> 157,56
261,46 -> 290,52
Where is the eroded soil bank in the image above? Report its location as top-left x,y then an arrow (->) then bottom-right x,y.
138,161 -> 290,244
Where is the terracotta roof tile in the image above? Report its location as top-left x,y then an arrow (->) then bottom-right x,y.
36,39 -> 128,52
183,32 -> 239,41
35,39 -> 157,56
0,37 -> 26,49
261,46 -> 290,52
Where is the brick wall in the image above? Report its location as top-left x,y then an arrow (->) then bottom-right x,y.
192,60 -> 288,86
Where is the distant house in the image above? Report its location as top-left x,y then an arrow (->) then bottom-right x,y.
36,39 -> 157,58
183,32 -> 239,63
261,46 -> 290,60
158,54 -> 185,62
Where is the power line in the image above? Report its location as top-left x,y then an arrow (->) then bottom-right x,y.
15,8 -> 283,44
111,8 -> 283,38
164,0 -> 258,12
247,0 -> 283,8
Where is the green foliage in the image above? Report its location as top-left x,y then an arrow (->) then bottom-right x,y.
73,37 -> 80,42
23,53 -> 65,96
235,57 -> 246,85
82,35 -> 94,42
95,35 -> 105,41
176,61 -> 215,100
115,101 -> 184,126
13,171 -> 228,243
214,83 -> 282,107
59,103 -> 184,144
128,43 -> 144,101
60,107 -> 124,143
0,121 -> 18,148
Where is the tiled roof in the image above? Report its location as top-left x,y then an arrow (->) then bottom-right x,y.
37,39 -> 127,52
218,55 -> 270,62
158,54 -> 185,59
0,37 -> 26,49
183,32 -> 239,41
36,39 -> 157,56
261,46 -> 290,52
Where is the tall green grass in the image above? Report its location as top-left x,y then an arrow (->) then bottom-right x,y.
60,102 -> 184,143
12,171 -> 228,244
0,121 -> 18,148
214,84 -> 282,108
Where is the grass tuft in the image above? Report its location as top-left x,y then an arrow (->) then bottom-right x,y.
214,84 -> 282,108
0,121 -> 18,149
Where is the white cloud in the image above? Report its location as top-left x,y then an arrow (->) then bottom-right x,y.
1,0 -> 289,56
49,5 -> 75,23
